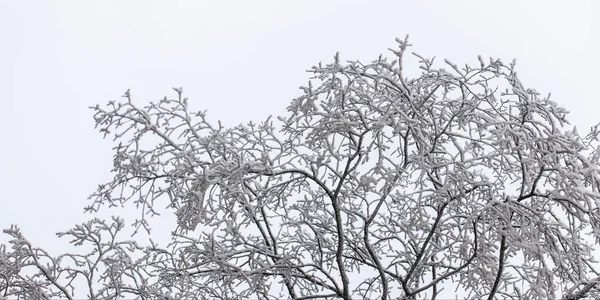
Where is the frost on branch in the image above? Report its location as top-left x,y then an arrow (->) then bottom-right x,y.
3,37 -> 600,299
0,218 -> 155,299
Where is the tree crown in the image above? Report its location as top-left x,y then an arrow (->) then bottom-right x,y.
3,37 -> 600,300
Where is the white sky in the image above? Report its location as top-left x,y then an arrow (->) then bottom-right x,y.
0,0 -> 598,296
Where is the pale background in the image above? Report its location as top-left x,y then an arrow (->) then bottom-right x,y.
0,0 -> 598,297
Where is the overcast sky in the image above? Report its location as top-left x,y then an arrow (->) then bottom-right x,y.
0,0 -> 598,292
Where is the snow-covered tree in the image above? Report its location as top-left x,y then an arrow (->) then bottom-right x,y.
3,36 -> 600,299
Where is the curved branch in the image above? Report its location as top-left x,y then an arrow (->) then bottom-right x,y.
488,234 -> 507,300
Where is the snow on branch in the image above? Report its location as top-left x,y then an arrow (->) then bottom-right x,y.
2,37 -> 600,299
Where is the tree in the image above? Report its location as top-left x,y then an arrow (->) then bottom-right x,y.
2,36 -> 600,300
